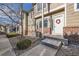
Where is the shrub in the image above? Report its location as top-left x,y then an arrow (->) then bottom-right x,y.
64,32 -> 79,44
16,39 -> 32,50
6,32 -> 19,38
64,33 -> 68,39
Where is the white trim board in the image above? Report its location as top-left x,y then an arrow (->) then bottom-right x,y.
35,4 -> 65,19
65,3 -> 67,27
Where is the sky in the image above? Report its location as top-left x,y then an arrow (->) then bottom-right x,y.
7,3 -> 32,12
23,3 -> 32,11
0,3 -> 32,25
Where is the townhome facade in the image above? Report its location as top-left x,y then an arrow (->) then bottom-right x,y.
28,10 -> 35,36
33,3 -> 65,36
64,3 -> 79,36
30,3 -> 79,37
19,11 -> 28,36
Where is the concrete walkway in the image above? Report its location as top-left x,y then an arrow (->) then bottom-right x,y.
0,34 -> 16,56
21,38 -> 62,56
21,44 -> 58,56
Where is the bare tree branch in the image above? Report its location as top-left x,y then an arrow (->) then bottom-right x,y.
0,4 -> 20,19
0,9 -> 20,25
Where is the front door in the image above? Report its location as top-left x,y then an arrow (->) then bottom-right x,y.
52,14 -> 64,35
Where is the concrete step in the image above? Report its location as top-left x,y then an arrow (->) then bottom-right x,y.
44,35 -> 69,46
44,35 -> 65,42
41,38 -> 62,49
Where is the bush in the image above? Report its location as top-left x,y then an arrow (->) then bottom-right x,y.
16,39 -> 32,50
6,32 -> 19,38
64,33 -> 79,44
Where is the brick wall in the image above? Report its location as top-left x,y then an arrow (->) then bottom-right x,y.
63,27 -> 79,44
63,27 -> 79,36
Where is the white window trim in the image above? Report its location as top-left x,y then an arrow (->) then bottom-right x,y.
74,3 -> 79,11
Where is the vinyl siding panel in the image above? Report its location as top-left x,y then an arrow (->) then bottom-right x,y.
66,3 -> 79,27
52,11 -> 64,17
50,3 -> 64,10
34,3 -> 64,18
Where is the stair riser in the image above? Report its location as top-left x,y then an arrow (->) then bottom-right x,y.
41,42 -> 58,49
44,36 -> 61,40
44,36 -> 65,43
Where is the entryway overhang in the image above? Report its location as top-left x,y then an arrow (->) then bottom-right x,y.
34,4 -> 65,19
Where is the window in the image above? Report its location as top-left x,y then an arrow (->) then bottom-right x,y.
37,3 -> 47,12
43,3 -> 46,8
44,19 -> 48,27
37,3 -> 42,12
77,3 -> 79,9
39,21 -> 42,28
74,3 -> 79,11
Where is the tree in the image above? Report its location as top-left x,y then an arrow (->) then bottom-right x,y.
20,4 -> 23,37
0,4 -> 22,35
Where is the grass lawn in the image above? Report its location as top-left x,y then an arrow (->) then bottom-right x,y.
6,32 -> 19,38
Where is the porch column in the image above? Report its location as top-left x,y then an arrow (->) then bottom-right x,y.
42,3 -> 44,36
65,3 -> 67,27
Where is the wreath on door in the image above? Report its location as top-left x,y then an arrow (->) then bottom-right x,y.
56,19 -> 61,24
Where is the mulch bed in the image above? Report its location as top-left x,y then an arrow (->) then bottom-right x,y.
8,36 -> 41,56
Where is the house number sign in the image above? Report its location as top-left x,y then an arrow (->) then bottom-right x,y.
56,19 -> 61,24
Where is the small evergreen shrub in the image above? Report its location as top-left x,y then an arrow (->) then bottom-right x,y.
16,39 -> 32,50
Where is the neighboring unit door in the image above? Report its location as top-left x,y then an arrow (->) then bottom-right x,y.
52,14 -> 64,35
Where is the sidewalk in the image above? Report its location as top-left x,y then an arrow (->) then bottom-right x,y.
21,44 -> 58,56
0,34 -> 16,56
